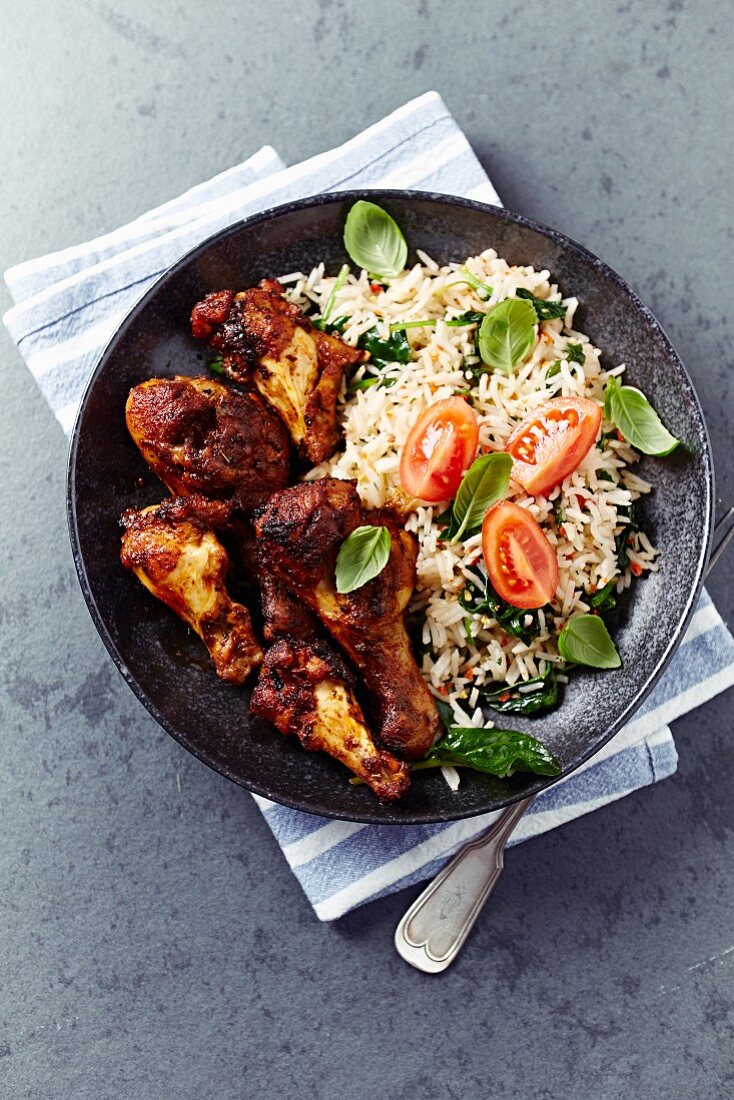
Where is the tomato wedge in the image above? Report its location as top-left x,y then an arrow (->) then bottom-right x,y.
505,397 -> 602,496
482,501 -> 559,609
400,397 -> 479,504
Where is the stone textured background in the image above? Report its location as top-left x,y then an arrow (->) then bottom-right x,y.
1,2 -> 732,1097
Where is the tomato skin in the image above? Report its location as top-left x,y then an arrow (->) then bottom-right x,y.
482,501 -> 559,609
505,397 -> 602,497
399,397 -> 479,504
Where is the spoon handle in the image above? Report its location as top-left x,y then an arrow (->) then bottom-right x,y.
394,796 -> 534,973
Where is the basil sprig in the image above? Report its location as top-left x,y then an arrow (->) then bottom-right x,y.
343,200 -> 407,279
515,287 -> 567,321
481,662 -> 559,717
604,377 -> 679,456
419,724 -> 561,779
557,614 -> 621,669
439,453 -> 513,543
335,525 -> 391,594
477,297 -> 537,374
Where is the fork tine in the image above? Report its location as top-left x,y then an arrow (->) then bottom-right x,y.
708,506 -> 734,576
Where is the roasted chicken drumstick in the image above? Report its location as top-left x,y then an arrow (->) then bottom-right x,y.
190,280 -> 367,464
251,637 -> 410,801
253,478 -> 440,760
126,375 -> 290,512
120,495 -> 263,684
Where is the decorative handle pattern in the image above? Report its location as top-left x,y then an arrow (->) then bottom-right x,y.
394,796 -> 534,973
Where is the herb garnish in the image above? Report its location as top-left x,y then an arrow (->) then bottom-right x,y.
515,287 -> 567,321
343,200 -> 407,279
557,614 -> 621,669
604,377 -> 679,456
438,453 -> 513,543
477,297 -> 537,374
207,355 -> 225,375
335,525 -> 391,594
546,361 -> 562,380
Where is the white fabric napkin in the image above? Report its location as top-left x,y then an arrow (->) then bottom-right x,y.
6,92 -> 733,920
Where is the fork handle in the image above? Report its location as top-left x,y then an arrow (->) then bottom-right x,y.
394,796 -> 535,973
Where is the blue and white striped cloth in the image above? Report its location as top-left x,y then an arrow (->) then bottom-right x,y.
6,92 -> 733,920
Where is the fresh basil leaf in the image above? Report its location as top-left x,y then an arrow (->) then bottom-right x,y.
587,578 -> 617,614
481,662 -> 559,717
557,614 -> 621,669
477,297 -> 537,374
566,342 -> 586,365
516,287 -> 567,321
335,525 -> 391,594
445,310 -> 484,327
343,200 -> 407,279
446,266 -> 493,300
444,453 -> 513,543
424,725 -> 561,778
546,361 -> 562,380
207,355 -> 225,375
605,377 -> 680,456
357,326 -> 411,367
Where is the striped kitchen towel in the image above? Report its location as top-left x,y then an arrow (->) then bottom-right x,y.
5,92 -> 734,920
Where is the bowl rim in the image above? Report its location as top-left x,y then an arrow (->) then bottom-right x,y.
66,188 -> 715,824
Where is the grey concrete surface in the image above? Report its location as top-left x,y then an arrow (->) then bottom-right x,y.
1,2 -> 733,1097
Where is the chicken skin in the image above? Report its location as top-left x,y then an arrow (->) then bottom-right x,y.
120,495 -> 263,684
253,479 -> 440,760
125,375 -> 290,512
251,638 -> 410,800
190,281 -> 367,464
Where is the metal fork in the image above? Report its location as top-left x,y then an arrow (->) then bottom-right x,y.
395,505 -> 734,973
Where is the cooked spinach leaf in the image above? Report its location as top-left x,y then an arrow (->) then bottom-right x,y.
457,567 -> 546,644
357,325 -> 411,368
566,342 -> 586,365
546,361 -> 562,380
515,287 -> 567,321
312,314 -> 349,335
587,578 -> 617,614
481,662 -> 559,717
614,504 -> 638,572
419,724 -> 561,779
446,310 -> 484,327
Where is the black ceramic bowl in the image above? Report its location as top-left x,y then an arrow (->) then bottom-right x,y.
67,191 -> 713,824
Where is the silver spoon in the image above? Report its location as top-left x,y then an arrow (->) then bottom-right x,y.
395,506 -> 734,973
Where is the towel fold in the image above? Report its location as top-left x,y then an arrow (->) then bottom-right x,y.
6,91 -> 733,920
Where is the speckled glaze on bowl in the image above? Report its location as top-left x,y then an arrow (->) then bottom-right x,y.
67,191 -> 713,825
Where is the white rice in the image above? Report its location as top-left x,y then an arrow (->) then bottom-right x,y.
284,250 -> 659,719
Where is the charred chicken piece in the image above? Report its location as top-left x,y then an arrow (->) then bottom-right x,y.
120,495 -> 263,684
190,281 -> 368,465
125,375 -> 289,512
253,479 -> 440,760
251,637 -> 410,800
